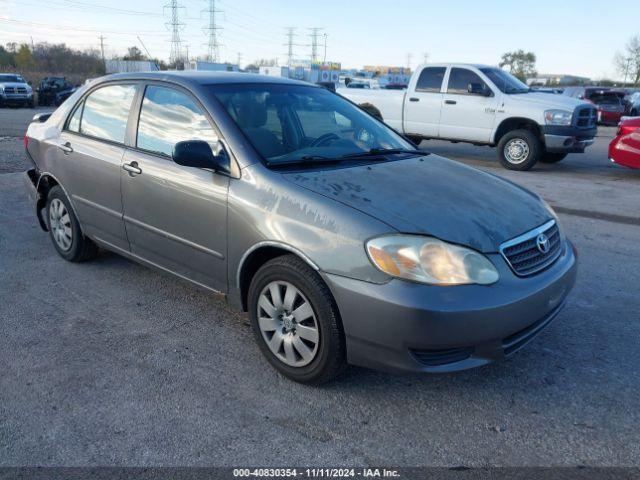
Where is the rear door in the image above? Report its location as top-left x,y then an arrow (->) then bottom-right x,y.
439,67 -> 499,142
56,83 -> 137,250
120,83 -> 229,293
403,66 -> 446,138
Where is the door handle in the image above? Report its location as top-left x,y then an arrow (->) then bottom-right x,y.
445,100 -> 457,105
409,97 -> 420,102
122,161 -> 142,175
58,142 -> 73,154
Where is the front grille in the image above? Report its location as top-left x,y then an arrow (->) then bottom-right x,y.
575,106 -> 597,128
410,346 -> 474,367
500,220 -> 563,277
3,87 -> 27,94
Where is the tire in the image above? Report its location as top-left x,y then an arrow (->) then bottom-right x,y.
497,129 -> 542,171
248,255 -> 347,384
45,185 -> 98,262
405,135 -> 423,147
540,152 -> 568,163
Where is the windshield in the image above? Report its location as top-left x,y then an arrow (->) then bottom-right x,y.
591,94 -> 622,105
210,83 -> 415,165
480,68 -> 529,94
0,75 -> 24,83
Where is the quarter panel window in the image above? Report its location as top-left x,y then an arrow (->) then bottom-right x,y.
415,67 -> 446,93
447,68 -> 487,95
67,101 -> 83,133
80,85 -> 136,143
137,85 -> 218,157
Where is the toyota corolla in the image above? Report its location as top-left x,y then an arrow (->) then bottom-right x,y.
23,72 -> 577,384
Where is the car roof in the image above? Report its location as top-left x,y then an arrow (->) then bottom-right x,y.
98,71 -> 311,88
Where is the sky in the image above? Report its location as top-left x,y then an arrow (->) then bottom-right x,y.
1,0 -> 637,80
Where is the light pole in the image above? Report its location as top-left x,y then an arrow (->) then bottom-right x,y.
323,33 -> 328,63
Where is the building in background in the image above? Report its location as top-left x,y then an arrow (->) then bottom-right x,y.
527,74 -> 591,87
184,61 -> 240,72
105,60 -> 159,74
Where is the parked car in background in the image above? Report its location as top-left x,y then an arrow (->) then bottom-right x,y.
626,91 -> 640,116
531,87 -> 564,94
23,72 -> 577,383
0,73 -> 34,108
37,77 -> 75,106
609,117 -> 640,169
341,63 -> 597,170
563,87 -> 626,125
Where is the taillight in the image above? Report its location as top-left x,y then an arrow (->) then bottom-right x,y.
23,135 -> 29,150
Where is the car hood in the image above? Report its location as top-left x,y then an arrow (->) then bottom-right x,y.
283,155 -> 552,253
509,92 -> 586,109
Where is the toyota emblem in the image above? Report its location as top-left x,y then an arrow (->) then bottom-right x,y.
536,233 -> 550,254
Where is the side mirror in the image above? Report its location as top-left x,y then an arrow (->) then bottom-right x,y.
468,83 -> 491,96
172,140 -> 230,173
32,113 -> 52,123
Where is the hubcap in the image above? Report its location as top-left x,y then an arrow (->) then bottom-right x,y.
504,138 -> 530,164
257,281 -> 320,367
49,198 -> 72,251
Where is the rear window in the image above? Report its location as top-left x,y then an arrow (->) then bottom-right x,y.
80,84 -> 136,143
590,93 -> 622,105
415,67 -> 446,93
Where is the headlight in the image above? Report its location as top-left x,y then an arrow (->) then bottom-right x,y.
544,109 -> 573,126
366,235 -> 499,285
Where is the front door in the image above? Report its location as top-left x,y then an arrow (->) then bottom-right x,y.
56,83 -> 137,250
120,84 -> 229,292
403,66 -> 447,138
439,67 -> 499,143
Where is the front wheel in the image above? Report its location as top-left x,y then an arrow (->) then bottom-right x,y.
540,152 -> 568,163
497,129 -> 542,171
248,255 -> 346,384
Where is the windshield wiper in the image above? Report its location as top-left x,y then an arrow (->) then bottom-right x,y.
266,155 -> 344,167
340,148 -> 422,159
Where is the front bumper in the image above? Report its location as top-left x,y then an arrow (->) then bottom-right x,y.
0,94 -> 33,105
542,125 -> 596,153
322,241 -> 577,373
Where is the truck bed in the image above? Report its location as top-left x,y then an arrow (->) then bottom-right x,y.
337,88 -> 405,132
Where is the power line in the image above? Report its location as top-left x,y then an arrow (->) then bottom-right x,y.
203,0 -> 222,62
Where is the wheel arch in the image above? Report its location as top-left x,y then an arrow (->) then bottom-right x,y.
236,242 -> 320,312
358,102 -> 383,121
493,117 -> 543,145
35,173 -> 81,232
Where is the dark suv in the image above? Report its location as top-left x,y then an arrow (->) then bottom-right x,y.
563,87 -> 625,125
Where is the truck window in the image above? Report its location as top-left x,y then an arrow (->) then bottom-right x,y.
415,67 -> 446,93
447,68 -> 487,95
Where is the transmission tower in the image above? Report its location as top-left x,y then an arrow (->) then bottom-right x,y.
203,0 -> 222,62
164,0 -> 184,65
308,27 -> 323,63
284,27 -> 297,66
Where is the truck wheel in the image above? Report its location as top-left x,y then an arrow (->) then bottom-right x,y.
46,186 -> 98,262
405,135 -> 423,146
497,129 -> 542,171
540,152 -> 567,163
248,255 -> 347,384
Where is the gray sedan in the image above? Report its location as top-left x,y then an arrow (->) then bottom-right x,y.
23,72 -> 577,384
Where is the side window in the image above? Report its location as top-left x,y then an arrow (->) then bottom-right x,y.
67,101 -> 84,133
415,67 -> 446,93
447,68 -> 487,95
137,85 -> 219,157
80,84 -> 136,143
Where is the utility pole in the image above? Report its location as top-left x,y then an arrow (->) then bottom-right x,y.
164,0 -> 184,66
323,33 -> 328,63
423,52 -> 429,64
308,27 -> 322,63
236,52 -> 242,68
284,27 -> 297,66
203,0 -> 222,63
98,35 -> 106,70
406,53 -> 413,69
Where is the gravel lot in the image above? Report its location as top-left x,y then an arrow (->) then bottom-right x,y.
1,107 -> 639,467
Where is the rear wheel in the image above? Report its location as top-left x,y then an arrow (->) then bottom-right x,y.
540,152 -> 568,163
248,255 -> 346,384
46,186 -> 98,262
497,129 -> 542,171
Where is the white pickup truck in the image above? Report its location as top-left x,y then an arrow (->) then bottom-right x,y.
340,63 -> 598,170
